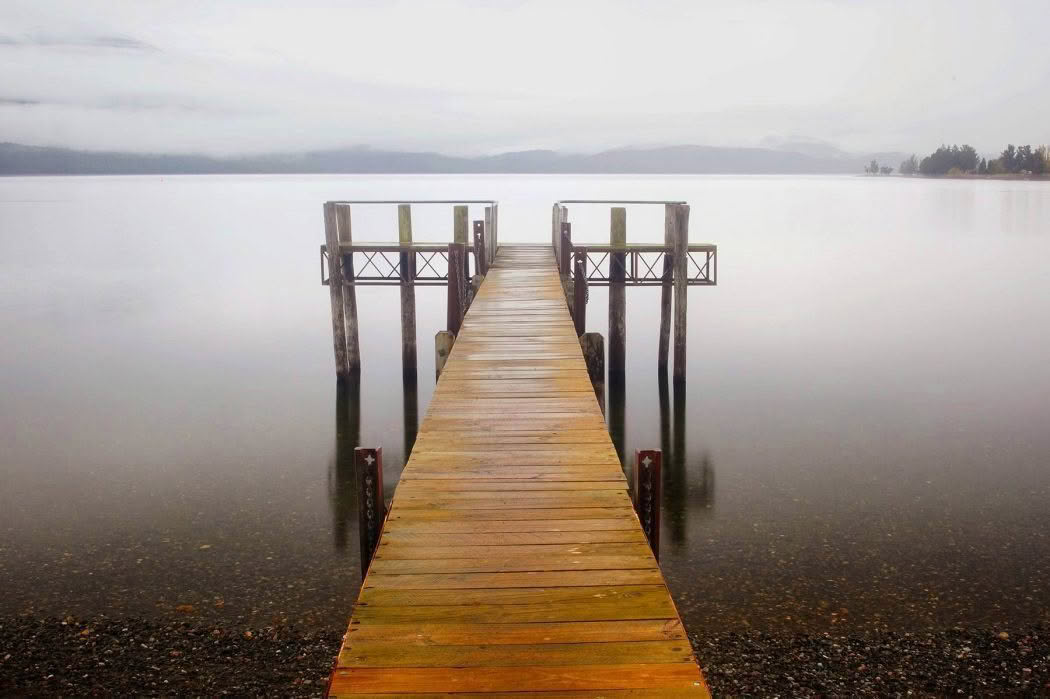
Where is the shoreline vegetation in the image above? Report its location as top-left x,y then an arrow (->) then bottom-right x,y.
866,143 -> 1050,179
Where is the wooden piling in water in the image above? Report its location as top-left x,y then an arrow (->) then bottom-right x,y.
633,449 -> 662,559
334,204 -> 361,373
672,204 -> 690,383
572,251 -> 587,337
447,242 -> 468,336
579,332 -> 605,416
434,330 -> 455,380
398,205 -> 417,376
609,207 -> 627,375
473,220 -> 487,276
354,446 -> 385,576
454,205 -> 470,282
323,202 -> 349,379
658,204 -> 675,372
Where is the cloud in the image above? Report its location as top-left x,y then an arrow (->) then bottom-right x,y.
0,33 -> 157,51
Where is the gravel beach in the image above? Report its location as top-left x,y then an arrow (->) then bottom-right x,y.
2,615 -> 1047,696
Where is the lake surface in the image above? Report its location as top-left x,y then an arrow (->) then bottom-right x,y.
1,174 -> 1048,634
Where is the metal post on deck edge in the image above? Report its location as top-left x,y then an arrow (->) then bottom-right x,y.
355,447 -> 385,576
473,220 -> 487,276
573,251 -> 587,337
634,449 -> 661,560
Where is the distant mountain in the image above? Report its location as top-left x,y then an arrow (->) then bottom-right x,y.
0,142 -> 907,176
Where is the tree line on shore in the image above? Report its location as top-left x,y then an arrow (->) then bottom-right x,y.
866,144 -> 1049,177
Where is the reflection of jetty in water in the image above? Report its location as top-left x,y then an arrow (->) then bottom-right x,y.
327,375 -> 420,553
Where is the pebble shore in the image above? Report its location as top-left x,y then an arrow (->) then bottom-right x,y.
1,616 -> 1047,696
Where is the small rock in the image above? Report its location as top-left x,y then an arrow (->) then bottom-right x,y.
998,631 -> 1010,640
175,605 -> 195,614
198,544 -> 211,550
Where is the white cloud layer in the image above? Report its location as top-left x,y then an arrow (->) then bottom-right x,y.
1,0 -> 1047,155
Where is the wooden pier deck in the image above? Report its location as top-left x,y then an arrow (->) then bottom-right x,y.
328,245 -> 708,697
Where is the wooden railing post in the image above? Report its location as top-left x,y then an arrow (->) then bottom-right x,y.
573,251 -> 587,337
672,204 -> 690,383
658,204 -> 675,372
609,207 -> 627,375
323,202 -> 349,379
552,203 -> 561,258
580,332 -> 605,416
398,204 -> 417,376
560,222 -> 572,276
448,242 -> 468,335
335,204 -> 360,373
473,220 -> 487,276
355,446 -> 385,575
634,449 -> 662,559
454,205 -> 470,280
492,202 -> 499,262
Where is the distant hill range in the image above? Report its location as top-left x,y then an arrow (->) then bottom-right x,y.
0,142 -> 907,176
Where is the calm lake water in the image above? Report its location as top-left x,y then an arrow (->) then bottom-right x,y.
1,174 -> 1048,634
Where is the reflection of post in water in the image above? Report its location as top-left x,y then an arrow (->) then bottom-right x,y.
608,369 -> 626,468
664,376 -> 688,545
696,451 -> 715,512
329,375 -> 361,552
403,371 -> 419,463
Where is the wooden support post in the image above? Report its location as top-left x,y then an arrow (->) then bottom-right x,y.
560,221 -> 572,277
633,450 -> 662,559
354,446 -> 385,576
398,204 -> 417,376
447,242 -> 468,336
609,207 -> 627,376
473,220 -> 487,276
579,332 -> 605,416
672,204 -> 690,383
454,205 -> 470,280
552,204 -> 561,258
331,375 -> 361,551
435,330 -> 455,380
403,371 -> 419,463
484,206 -> 493,268
572,251 -> 587,337
492,202 -> 499,262
658,204 -> 674,372
323,202 -> 349,379
335,204 -> 361,373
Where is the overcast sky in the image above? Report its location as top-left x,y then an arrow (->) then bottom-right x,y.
1,0 -> 1047,156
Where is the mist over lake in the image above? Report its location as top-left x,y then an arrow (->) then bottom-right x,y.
2,173 -> 1048,637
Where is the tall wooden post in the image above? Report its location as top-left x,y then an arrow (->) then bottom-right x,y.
454,205 -> 470,280
560,222 -> 572,277
484,206 -> 493,268
398,205 -> 417,376
672,204 -> 690,383
323,202 -> 349,379
580,332 -> 605,416
435,330 -> 455,380
633,449 -> 662,559
354,446 -> 385,576
658,204 -> 675,372
609,207 -> 627,376
331,375 -> 361,551
403,372 -> 419,463
448,242 -> 468,336
573,251 -> 587,337
492,202 -> 499,262
473,220 -> 487,276
335,204 -> 360,373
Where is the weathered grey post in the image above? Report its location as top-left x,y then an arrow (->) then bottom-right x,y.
580,332 -> 605,415
609,207 -> 627,375
633,449 -> 662,559
658,204 -> 675,372
447,242 -> 468,335
435,330 -> 455,380
398,205 -> 417,376
473,220 -> 487,276
572,251 -> 587,337
323,202 -> 349,379
672,204 -> 690,383
484,206 -> 493,268
492,202 -> 499,262
354,446 -> 385,575
454,205 -> 470,281
552,204 -> 561,259
335,204 -> 360,373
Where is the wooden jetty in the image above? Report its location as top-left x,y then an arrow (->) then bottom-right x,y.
326,244 -> 709,696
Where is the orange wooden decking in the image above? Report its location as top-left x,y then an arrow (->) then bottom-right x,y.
328,245 -> 708,697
